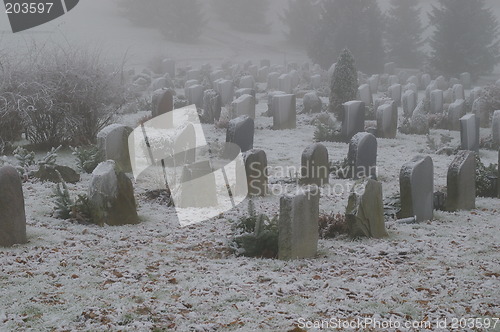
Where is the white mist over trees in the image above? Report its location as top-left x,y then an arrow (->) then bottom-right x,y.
211,0 -> 271,34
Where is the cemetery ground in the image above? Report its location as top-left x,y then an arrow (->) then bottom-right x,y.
0,96 -> 499,330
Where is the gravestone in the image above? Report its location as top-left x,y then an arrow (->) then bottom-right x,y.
368,75 -> 379,94
278,74 -> 293,94
248,65 -> 259,80
232,94 -> 256,119
447,99 -> 466,131
239,75 -> 255,89
436,76 -> 447,90
210,70 -> 225,82
399,156 -> 434,222
421,74 -> 431,90
446,151 -> 476,211
186,84 -> 204,108
492,110 -> 500,146
152,89 -> 174,118
460,72 -> 471,89
389,75 -> 399,86
311,75 -> 322,90
162,58 -> 175,78
341,101 -> 365,141
0,166 -> 27,247
402,90 -> 417,118
404,82 -> 418,96
97,124 -> 133,173
376,101 -> 398,139
88,161 -> 139,226
257,66 -> 269,83
425,81 -> 438,100
239,149 -> 268,197
235,88 -> 256,99
346,178 -> 387,239
172,123 -> 196,166
267,91 -> 286,117
452,84 -> 465,101
186,69 -> 201,81
472,98 -> 490,128
178,160 -> 218,208
272,94 -> 296,130
460,114 -> 480,152
384,62 -> 396,75
267,72 -> 280,90
214,79 -> 234,105
278,187 -> 320,260
358,84 -> 372,106
407,76 -> 419,88
225,116 -> 254,158
388,84 -> 402,106
202,89 -> 222,123
410,100 -> 430,135
348,132 -> 377,180
443,88 -> 454,104
430,90 -> 444,114
303,92 -> 322,113
301,143 -> 329,186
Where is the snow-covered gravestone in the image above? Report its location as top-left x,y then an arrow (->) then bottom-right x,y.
257,66 -> 269,83
410,100 -> 430,135
88,161 -> 139,226
152,89 -> 174,118
239,75 -> 255,90
210,70 -> 225,82
452,84 -> 465,101
232,94 -> 256,119
202,89 -> 222,124
407,76 -> 419,88
278,74 -> 293,94
348,132 -> 377,180
278,186 -> 320,260
376,101 -> 398,139
236,149 -> 268,197
404,82 -> 418,96
388,84 -> 402,106
186,84 -> 204,108
430,90 -> 444,114
368,75 -> 379,94
399,156 -> 434,223
267,72 -> 280,90
460,72 -> 471,89
492,110 -> 500,146
303,92 -> 322,113
178,161 -> 218,208
402,90 -> 417,118
311,74 -> 322,90
446,151 -> 476,212
97,124 -> 133,173
301,143 -> 329,186
186,69 -> 200,81
0,166 -> 27,247
472,98 -> 490,128
346,178 -> 387,239
272,94 -> 296,130
162,59 -> 175,78
420,74 -> 431,90
214,79 -> 234,106
225,116 -> 254,158
384,62 -> 396,75
435,76 -> 447,90
460,114 -> 480,152
235,88 -> 256,99
341,101 -> 365,141
266,91 -> 286,117
447,99 -> 465,131
358,84 -> 372,106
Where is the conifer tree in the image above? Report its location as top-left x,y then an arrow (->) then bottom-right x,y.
211,0 -> 270,34
429,0 -> 500,77
281,0 -> 320,46
329,49 -> 359,121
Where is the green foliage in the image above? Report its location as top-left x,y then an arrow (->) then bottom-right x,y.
38,146 -> 61,167
53,172 -> 93,223
72,145 -> 99,174
13,147 -> 35,168
212,0 -> 270,34
329,49 -> 358,121
386,0 -> 424,68
231,200 -> 279,258
313,122 -> 342,143
429,0 -> 500,77
308,0 -> 386,74
281,0 -> 320,46
475,154 -> 498,198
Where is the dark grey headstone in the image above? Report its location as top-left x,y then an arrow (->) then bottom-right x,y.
460,114 -> 480,152
0,166 -> 27,247
301,143 -> 329,186
447,99 -> 465,131
303,92 -> 322,113
376,101 -> 398,139
493,110 -> 500,146
399,156 -> 434,222
237,149 -> 268,197
202,89 -> 222,124
272,94 -> 296,130
225,116 -> 254,159
341,101 -> 365,142
348,132 -> 377,180
152,89 -> 174,118
445,151 -> 476,212
402,90 -> 417,118
97,124 -> 133,173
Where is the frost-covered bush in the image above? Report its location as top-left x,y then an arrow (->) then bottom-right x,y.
72,145 -> 100,174
0,45 -> 126,148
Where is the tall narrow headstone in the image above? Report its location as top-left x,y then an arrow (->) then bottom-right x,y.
446,151 -> 476,211
460,114 -> 480,152
358,84 -> 372,106
214,79 -> 234,105
447,99 -> 465,131
430,90 -> 444,114
402,90 -> 417,118
186,84 -> 204,108
472,98 -> 490,128
341,101 -> 365,141
152,89 -> 174,118
202,89 -> 222,124
452,84 -> 465,101
237,149 -> 268,197
388,84 -> 402,106
301,143 -> 329,186
0,166 -> 27,247
278,187 -> 320,260
376,101 -> 398,139
347,132 -> 377,180
272,94 -> 296,130
346,178 -> 387,239
492,110 -> 500,146
225,116 -> 254,158
399,156 -> 434,222
97,124 -> 133,173
368,75 -> 379,94
278,74 -> 293,94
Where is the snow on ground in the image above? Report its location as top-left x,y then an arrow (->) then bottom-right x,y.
1,87 -> 499,331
